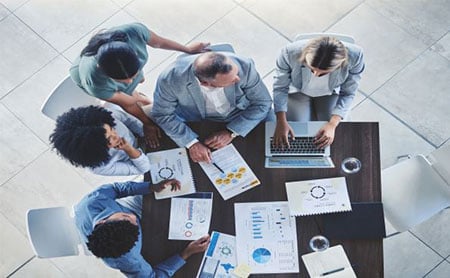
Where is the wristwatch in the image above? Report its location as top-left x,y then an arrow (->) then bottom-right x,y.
229,130 -> 238,139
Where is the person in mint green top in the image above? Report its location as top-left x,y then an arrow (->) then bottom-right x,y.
70,23 -> 210,148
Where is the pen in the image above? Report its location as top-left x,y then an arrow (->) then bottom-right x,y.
320,267 -> 345,276
212,162 -> 225,173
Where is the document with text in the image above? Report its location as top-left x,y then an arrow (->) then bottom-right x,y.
168,192 -> 213,240
285,177 -> 352,216
199,144 -> 260,200
234,202 -> 299,274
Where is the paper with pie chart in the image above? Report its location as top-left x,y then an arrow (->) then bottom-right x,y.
199,144 -> 260,200
234,202 -> 299,274
196,231 -> 237,277
285,177 -> 352,216
168,192 -> 213,240
147,148 -> 196,199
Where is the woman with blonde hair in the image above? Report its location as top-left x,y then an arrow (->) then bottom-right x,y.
272,36 -> 364,148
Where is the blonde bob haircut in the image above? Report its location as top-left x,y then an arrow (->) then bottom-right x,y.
299,36 -> 348,71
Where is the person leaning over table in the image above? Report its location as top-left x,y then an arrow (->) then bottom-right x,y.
49,105 -> 150,176
74,179 -> 211,277
70,22 -> 210,149
272,36 -> 364,149
151,51 -> 274,163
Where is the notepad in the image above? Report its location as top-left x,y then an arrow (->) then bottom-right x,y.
323,202 -> 386,239
285,177 -> 352,216
301,245 -> 356,278
147,148 -> 196,199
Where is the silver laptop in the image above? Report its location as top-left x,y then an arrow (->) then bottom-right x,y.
264,121 -> 335,168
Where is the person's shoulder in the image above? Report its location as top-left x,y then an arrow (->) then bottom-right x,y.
283,40 -> 307,53
160,55 -> 197,82
345,42 -> 364,64
111,22 -> 148,34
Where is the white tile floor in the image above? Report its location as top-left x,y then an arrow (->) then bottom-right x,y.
0,0 -> 449,277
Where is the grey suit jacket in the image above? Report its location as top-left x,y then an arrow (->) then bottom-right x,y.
152,52 -> 272,147
273,40 -> 365,118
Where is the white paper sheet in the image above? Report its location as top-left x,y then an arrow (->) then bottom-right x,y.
199,144 -> 260,200
285,177 -> 352,216
196,231 -> 237,278
301,245 -> 356,278
234,202 -> 299,274
168,192 -> 213,240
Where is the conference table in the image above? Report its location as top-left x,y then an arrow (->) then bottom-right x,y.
141,121 -> 383,277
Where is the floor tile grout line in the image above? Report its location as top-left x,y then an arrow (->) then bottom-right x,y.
409,230 -> 447,259
323,0 -> 366,32
428,30 -> 450,63
0,97 -> 52,147
0,147 -> 50,188
235,1 -> 292,42
6,255 -> 35,277
59,5 -> 125,57
421,258 -> 447,277
363,94 -> 439,149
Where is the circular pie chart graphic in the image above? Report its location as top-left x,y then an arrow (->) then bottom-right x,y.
252,248 -> 271,264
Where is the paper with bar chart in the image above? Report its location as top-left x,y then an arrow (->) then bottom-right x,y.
234,202 -> 299,274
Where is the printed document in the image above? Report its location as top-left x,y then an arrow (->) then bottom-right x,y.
234,202 -> 299,274
168,192 -> 213,240
285,177 -> 352,216
199,144 -> 260,200
197,231 -> 237,278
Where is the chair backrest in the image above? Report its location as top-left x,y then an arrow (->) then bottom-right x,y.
177,43 -> 235,60
41,76 -> 102,121
382,155 -> 450,232
26,206 -> 84,258
294,33 -> 355,44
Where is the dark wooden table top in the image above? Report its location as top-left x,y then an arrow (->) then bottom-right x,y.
141,121 -> 382,278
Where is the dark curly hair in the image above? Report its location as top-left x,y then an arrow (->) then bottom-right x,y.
49,105 -> 116,168
87,220 -> 139,258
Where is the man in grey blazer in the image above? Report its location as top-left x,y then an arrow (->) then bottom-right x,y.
152,51 -> 273,163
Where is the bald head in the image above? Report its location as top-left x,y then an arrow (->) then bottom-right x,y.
193,52 -> 233,82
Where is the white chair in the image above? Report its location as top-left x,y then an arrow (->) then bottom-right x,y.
26,206 -> 89,258
41,75 -> 102,121
381,146 -> 450,233
176,43 -> 235,60
294,33 -> 355,43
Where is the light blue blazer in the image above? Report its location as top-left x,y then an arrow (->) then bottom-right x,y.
152,52 -> 272,147
273,40 -> 365,118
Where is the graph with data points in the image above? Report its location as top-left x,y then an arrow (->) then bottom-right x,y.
235,202 -> 299,274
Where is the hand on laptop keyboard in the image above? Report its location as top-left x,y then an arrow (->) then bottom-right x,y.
273,121 -> 295,148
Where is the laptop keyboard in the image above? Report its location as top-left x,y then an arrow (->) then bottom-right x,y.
270,137 -> 325,154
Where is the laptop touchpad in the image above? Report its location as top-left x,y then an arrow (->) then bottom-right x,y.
291,123 -> 308,134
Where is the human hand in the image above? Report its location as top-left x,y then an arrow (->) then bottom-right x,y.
204,130 -> 233,150
180,235 -> 211,260
273,121 -> 295,148
186,42 -> 211,54
188,142 -> 212,163
314,122 -> 337,149
143,124 -> 161,149
151,179 -> 181,193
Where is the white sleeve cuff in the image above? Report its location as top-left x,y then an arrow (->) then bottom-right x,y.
185,138 -> 199,149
